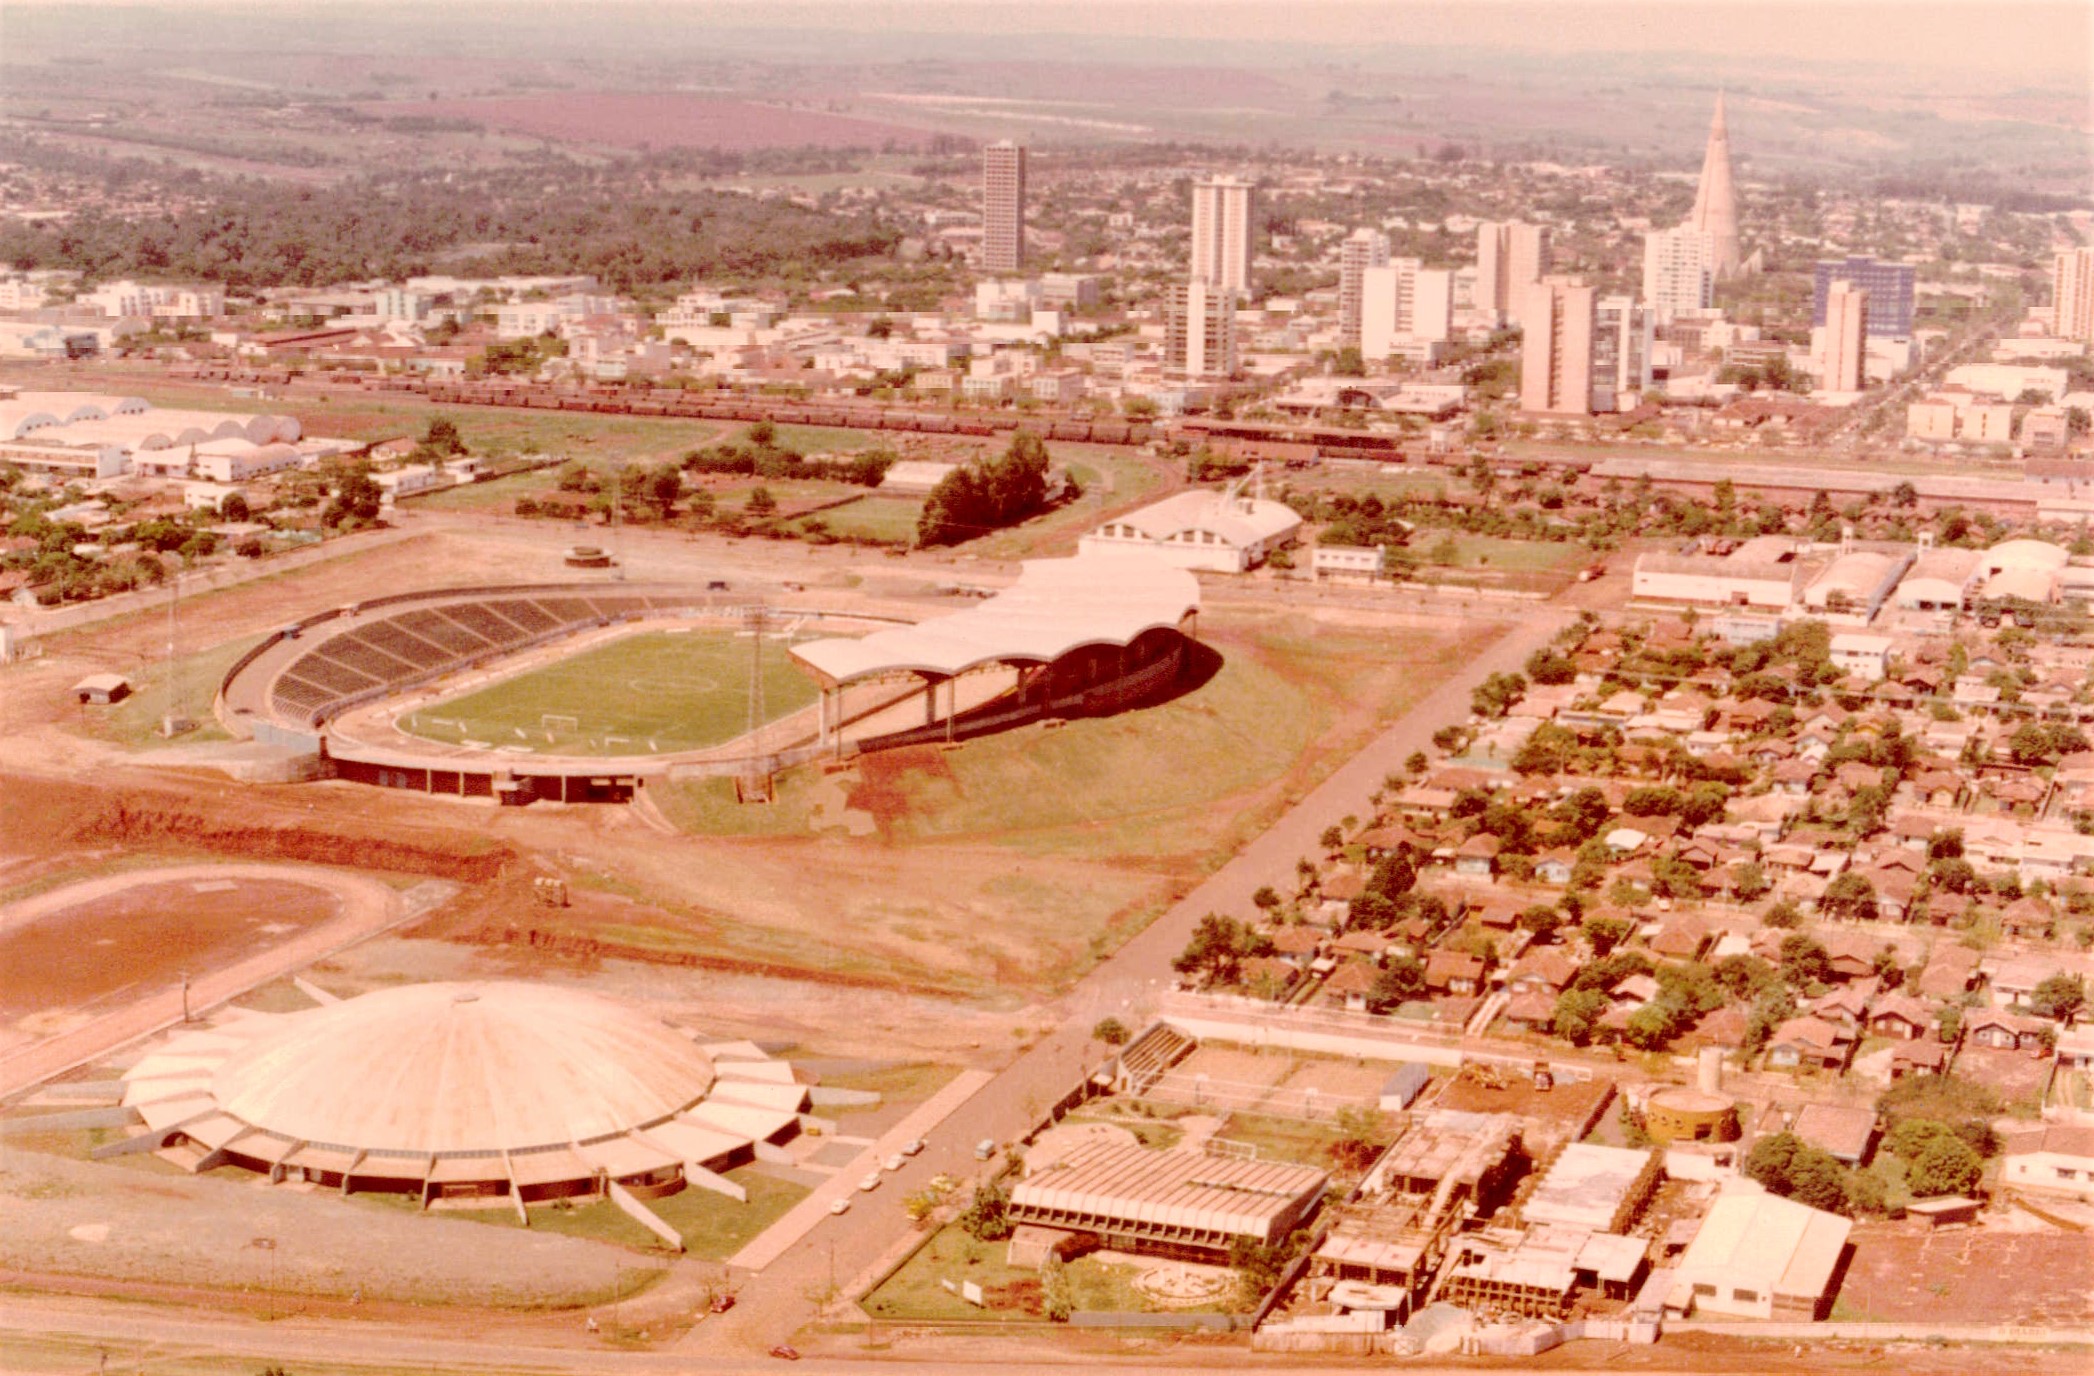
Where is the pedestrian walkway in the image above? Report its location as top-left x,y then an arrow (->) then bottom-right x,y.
727,1068 -> 994,1272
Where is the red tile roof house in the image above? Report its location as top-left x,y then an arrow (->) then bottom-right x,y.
1820,931 -> 1889,982
1322,959 -> 1382,1012
1269,926 -> 1326,960
1888,1039 -> 1949,1079
1765,1016 -> 1856,1072
1964,1009 -> 2049,1053
1808,986 -> 1873,1033
1867,993 -> 1935,1041
1425,950 -> 1486,996
1688,1007 -> 1749,1050
1649,917 -> 1712,961
1507,949 -> 1579,997
1454,832 -> 1502,879
1914,945 -> 1982,1002
1502,989 -> 1558,1033
1238,956 -> 1302,1002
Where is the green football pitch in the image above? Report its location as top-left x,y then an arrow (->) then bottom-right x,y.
399,629 -> 821,756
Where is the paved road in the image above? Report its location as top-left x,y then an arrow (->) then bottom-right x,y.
699,600 -> 1574,1357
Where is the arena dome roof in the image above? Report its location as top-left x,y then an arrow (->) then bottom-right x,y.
208,982 -> 718,1154
122,982 -> 810,1203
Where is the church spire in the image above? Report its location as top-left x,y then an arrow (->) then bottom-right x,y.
1689,93 -> 1742,280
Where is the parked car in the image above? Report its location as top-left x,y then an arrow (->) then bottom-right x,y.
858,1172 -> 881,1192
828,1197 -> 851,1216
901,1138 -> 926,1156
709,1293 -> 736,1314
769,1345 -> 800,1361
883,1153 -> 906,1172
974,1139 -> 996,1161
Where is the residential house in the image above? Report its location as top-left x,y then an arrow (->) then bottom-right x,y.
1765,1016 -> 1855,1071
2000,1126 -> 2094,1203
1425,950 -> 1486,996
1866,993 -> 1934,1041
1455,833 -> 1501,878
1322,959 -> 1381,1013
1506,949 -> 1579,998
1888,1040 -> 1949,1079
1964,1008 -> 2046,1052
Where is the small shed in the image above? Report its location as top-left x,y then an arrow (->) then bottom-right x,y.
1905,1196 -> 1981,1230
72,672 -> 131,705
1379,1063 -> 1433,1112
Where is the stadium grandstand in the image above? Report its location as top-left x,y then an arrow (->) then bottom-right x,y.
789,549 -> 1201,752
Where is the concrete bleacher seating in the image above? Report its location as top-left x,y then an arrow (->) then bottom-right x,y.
266,593 -> 654,726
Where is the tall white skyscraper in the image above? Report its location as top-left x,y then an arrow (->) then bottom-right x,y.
1592,295 -> 1654,412
2055,247 -> 2094,344
1167,278 -> 1238,377
1338,228 -> 1391,348
1361,260 -> 1453,360
981,141 -> 1026,274
1519,276 -> 1598,417
1642,226 -> 1715,323
1190,177 -> 1256,294
1816,280 -> 1869,393
1476,221 -> 1552,328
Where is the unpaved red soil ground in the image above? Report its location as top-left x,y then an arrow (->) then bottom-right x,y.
1841,1220 -> 2094,1325
1434,1065 -> 1618,1153
0,878 -> 338,1024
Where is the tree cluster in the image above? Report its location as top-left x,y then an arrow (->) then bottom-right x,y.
916,433 -> 1054,547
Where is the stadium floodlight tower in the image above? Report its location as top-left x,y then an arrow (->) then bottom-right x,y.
739,603 -> 770,802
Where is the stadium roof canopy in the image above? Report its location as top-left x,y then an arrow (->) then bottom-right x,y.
789,549 -> 1199,686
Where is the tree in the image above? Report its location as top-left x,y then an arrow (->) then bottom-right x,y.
1517,905 -> 1563,942
321,470 -> 382,530
1369,853 -> 1417,904
1404,750 -> 1428,776
1252,885 -> 1281,911
1906,1135 -> 1982,1198
2030,973 -> 2086,1022
1331,346 -> 1365,377
1745,1132 -> 1849,1213
1779,934 -> 1833,986
916,432 -> 1052,546
1583,913 -> 1634,956
1319,825 -> 1345,852
1524,648 -> 1576,685
1552,988 -> 1609,1045
421,416 -> 467,457
1173,914 -> 1272,986
1821,872 -> 1878,923
1328,1105 -> 1394,1172
1471,671 -> 1527,719
219,491 -> 251,522
745,486 -> 777,516
234,536 -> 264,559
1368,958 -> 1427,1013
1091,1017 -> 1129,1047
958,1182 -> 1012,1240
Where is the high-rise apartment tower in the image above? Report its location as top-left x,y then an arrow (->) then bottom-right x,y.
981,141 -> 1027,274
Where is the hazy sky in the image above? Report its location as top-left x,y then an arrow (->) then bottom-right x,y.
12,0 -> 2092,85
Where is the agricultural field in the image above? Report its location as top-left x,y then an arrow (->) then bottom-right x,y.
365,94 -> 939,152
400,629 -> 820,755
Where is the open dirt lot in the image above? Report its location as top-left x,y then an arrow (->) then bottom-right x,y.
0,877 -> 340,1046
0,1148 -> 660,1311
1837,1216 -> 2094,1325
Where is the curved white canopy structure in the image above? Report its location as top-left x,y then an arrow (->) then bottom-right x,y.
790,549 -> 1200,686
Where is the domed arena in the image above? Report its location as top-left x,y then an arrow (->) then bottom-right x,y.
117,982 -> 807,1213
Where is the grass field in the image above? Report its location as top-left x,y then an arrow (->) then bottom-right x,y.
400,629 -> 821,755
798,493 -> 924,544
70,633 -> 265,749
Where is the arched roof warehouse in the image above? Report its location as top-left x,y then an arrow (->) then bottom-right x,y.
789,548 -> 1200,687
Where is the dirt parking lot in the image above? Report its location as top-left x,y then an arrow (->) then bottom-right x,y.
1839,1215 -> 2094,1325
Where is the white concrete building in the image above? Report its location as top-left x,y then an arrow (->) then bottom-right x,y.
1643,226 -> 1714,323
1360,260 -> 1453,360
2000,1126 -> 2094,1203
1668,1180 -> 1851,1320
1190,177 -> 1256,294
1080,486 -> 1300,573
1828,632 -> 1892,681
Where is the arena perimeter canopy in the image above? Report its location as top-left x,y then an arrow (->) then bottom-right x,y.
788,549 -> 1200,688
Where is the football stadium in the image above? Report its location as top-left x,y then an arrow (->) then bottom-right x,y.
216,550 -> 1201,804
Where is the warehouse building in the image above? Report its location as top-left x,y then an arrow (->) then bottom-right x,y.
1666,1179 -> 1852,1319
1006,1140 -> 1327,1262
